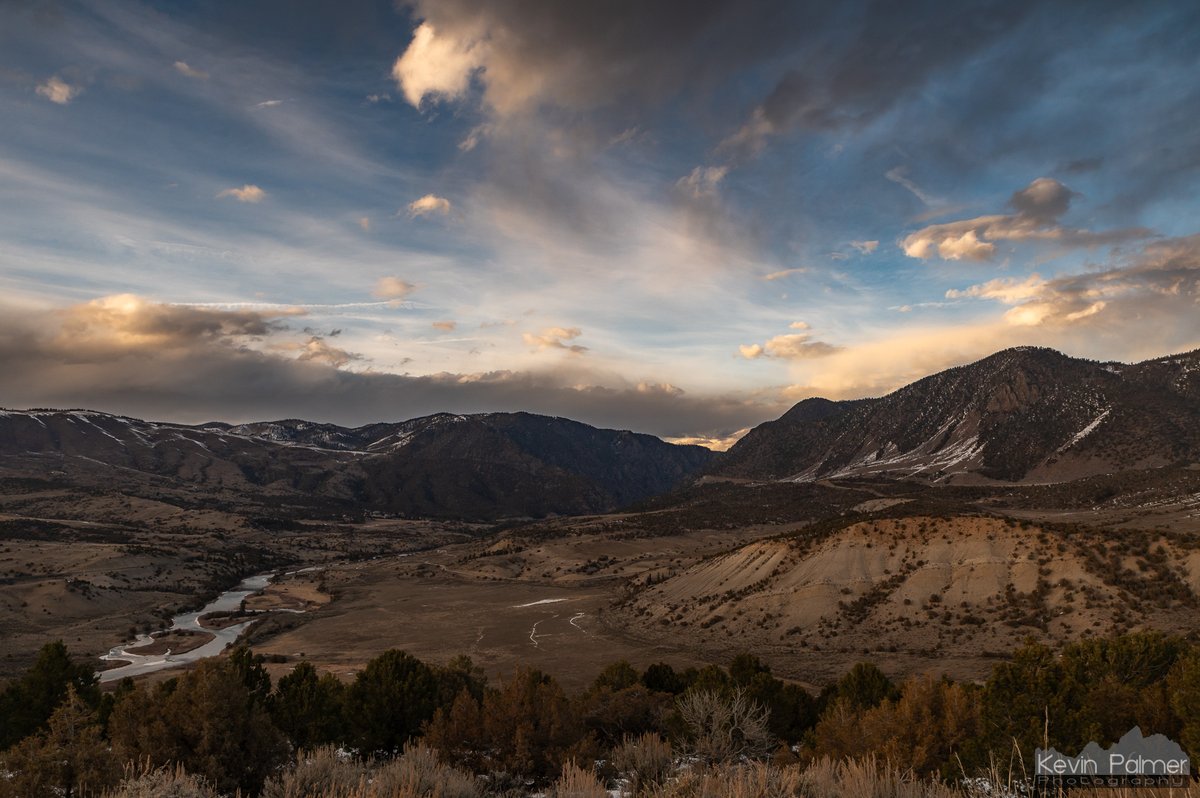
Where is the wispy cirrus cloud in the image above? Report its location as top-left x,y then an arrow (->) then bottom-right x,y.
172,60 -> 208,79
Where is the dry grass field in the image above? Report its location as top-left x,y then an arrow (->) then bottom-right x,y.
4,469 -> 1200,689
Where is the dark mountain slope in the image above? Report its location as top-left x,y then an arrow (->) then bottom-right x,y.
0,409 -> 715,519
715,347 -> 1200,483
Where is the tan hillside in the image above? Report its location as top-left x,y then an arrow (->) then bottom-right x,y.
615,515 -> 1200,681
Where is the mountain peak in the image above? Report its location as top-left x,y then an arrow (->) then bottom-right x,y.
715,347 -> 1200,484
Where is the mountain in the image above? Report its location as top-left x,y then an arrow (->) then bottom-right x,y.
0,409 -> 714,520
714,347 -> 1200,484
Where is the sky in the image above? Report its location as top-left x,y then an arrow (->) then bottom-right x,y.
1,0 -> 1199,447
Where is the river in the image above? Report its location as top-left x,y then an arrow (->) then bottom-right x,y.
98,573 -> 272,683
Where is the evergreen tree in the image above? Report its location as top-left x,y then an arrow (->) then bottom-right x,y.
270,661 -> 347,749
0,641 -> 100,750
108,658 -> 289,795
345,649 -> 440,755
0,686 -> 117,798
1167,648 -> 1200,761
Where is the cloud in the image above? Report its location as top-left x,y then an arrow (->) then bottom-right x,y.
945,234 -> 1200,329
391,22 -> 486,107
41,294 -> 295,358
406,194 -> 452,217
36,76 -> 81,105
788,321 -> 810,330
676,166 -> 727,200
945,275 -> 1047,304
763,267 -> 808,281
290,336 -> 361,368
1061,156 -> 1103,175
663,427 -> 750,452
885,166 -> 938,207
902,177 -> 1151,262
358,216 -> 371,231
216,184 -> 267,203
0,296 -> 783,440
173,61 -> 208,80
522,326 -> 587,354
636,381 -> 685,397
718,3 -> 1034,160
849,240 -> 878,255
739,332 -> 841,360
372,276 -> 417,300
365,93 -> 391,104
391,2 -> 764,117
432,320 -> 457,331
252,99 -> 284,109
1009,176 -> 1076,221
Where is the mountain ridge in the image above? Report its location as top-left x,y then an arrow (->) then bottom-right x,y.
714,346 -> 1200,484
0,408 -> 715,520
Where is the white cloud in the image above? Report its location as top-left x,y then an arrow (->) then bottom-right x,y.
36,76 -> 81,105
391,22 -> 486,107
252,99 -> 284,109
849,240 -> 879,254
407,194 -> 452,217
789,321 -> 810,330
946,275 -> 1047,303
216,184 -> 267,203
372,276 -> 417,300
173,61 -> 208,80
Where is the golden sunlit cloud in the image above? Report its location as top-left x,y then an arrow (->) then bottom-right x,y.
36,76 -> 81,105
372,276 -> 417,300
763,267 -> 808,281
217,184 -> 267,203
406,194 -> 453,217
664,427 -> 751,451
739,332 -> 840,360
523,326 -> 587,354
902,177 -> 1149,262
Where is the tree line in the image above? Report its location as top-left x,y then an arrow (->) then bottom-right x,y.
1,632 -> 1199,796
